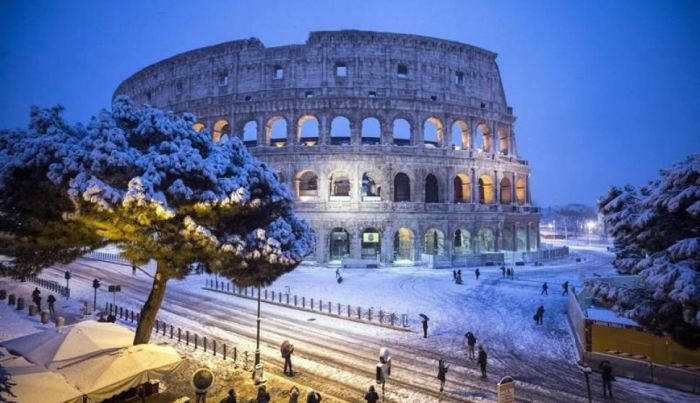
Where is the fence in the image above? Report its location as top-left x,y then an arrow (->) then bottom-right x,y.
521,246 -> 569,263
84,251 -> 133,266
106,302 -> 254,370
25,274 -> 70,298
203,278 -> 410,331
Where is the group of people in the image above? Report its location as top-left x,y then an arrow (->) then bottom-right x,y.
452,269 -> 463,284
541,280 -> 570,296
31,287 -> 56,316
219,386 -> 322,403
436,331 -> 488,393
500,266 -> 516,279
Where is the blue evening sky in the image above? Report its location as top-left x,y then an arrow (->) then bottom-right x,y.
1,0 -> 698,206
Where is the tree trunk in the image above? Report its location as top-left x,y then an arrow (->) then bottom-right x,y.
133,262 -> 169,345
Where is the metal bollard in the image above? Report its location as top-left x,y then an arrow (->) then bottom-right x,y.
357,306 -> 361,320
8,294 -> 15,305
194,334 -> 198,350
0,289 -> 6,300
213,340 -> 216,356
203,337 -> 207,353
55,316 -> 65,328
16,297 -> 24,311
311,298 -> 314,310
302,296 -> 305,308
178,328 -> 181,342
28,305 -> 37,316
337,303 -> 341,315
41,310 -> 49,324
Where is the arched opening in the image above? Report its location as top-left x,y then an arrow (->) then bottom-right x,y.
451,120 -> 469,150
453,173 -> 471,203
477,228 -> 495,252
423,117 -> 443,148
498,128 -> 509,154
502,227 -> 514,251
500,177 -> 512,204
394,173 -> 411,202
266,116 -> 287,147
329,228 -> 350,261
424,228 -> 445,255
330,116 -> 351,145
516,178 -> 527,205
193,122 -> 205,133
297,115 -> 319,146
516,227 -> 527,251
242,121 -> 257,147
361,172 -> 381,201
454,229 -> 472,254
393,118 -> 411,146
361,228 -> 381,260
361,117 -> 381,145
296,171 -> 318,200
393,227 -> 414,261
477,123 -> 491,152
329,172 -> 351,199
529,225 -> 538,251
478,175 -> 495,204
425,174 -> 439,203
213,119 -> 230,142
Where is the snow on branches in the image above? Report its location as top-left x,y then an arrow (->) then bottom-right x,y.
592,154 -> 700,349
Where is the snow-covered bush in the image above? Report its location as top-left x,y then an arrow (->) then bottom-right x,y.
591,155 -> 700,349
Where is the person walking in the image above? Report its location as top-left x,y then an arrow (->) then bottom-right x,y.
34,295 -> 41,310
456,271 -> 463,284
220,388 -> 237,403
437,359 -> 449,392
477,345 -> 488,378
421,317 -> 429,338
335,268 -> 340,280
256,386 -> 270,403
364,385 -> 379,403
132,265 -> 137,275
510,268 -> 515,279
541,282 -> 548,295
535,305 -> 545,325
281,340 -> 294,376
562,281 -> 569,296
47,294 -> 56,316
452,269 -> 457,282
599,360 -> 615,398
465,331 -> 477,359
500,266 -> 506,278
475,268 -> 481,280
288,386 -> 300,403
306,390 -> 322,403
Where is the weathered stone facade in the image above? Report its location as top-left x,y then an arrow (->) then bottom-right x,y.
115,30 -> 540,265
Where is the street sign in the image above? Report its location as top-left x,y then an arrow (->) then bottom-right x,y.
497,376 -> 515,403
108,285 -> 121,292
64,271 -> 71,280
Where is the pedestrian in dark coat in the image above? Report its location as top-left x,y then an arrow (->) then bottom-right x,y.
132,265 -> 137,275
501,266 -> 506,278
33,295 -> 41,310
437,359 -> 449,392
562,281 -> 569,296
32,287 -> 40,300
47,294 -> 56,316
599,360 -> 615,398
452,270 -> 457,281
475,268 -> 480,280
456,271 -> 463,284
541,282 -> 548,295
477,346 -> 488,378
281,340 -> 294,376
288,386 -> 300,403
422,317 -> 429,338
306,390 -> 322,403
535,305 -> 545,325
335,268 -> 340,279
256,386 -> 270,403
364,385 -> 379,403
465,332 -> 477,359
220,388 -> 237,403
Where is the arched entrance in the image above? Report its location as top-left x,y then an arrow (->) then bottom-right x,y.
453,229 -> 471,254
424,228 -> 445,255
361,228 -> 381,260
476,228 -> 495,252
393,227 -> 414,261
329,228 -> 350,261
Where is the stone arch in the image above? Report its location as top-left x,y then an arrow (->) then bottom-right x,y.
361,227 -> 381,260
392,118 -> 411,146
453,173 -> 471,203
213,119 -> 230,142
394,172 -> 411,202
329,170 -> 351,198
423,117 -> 443,148
330,116 -> 351,145
329,227 -> 350,261
193,122 -> 205,133
424,228 -> 445,255
393,227 -> 415,261
242,121 -> 257,147
265,116 -> 288,146
425,173 -> 439,203
516,178 -> 527,205
498,127 -> 509,154
501,226 -> 514,251
500,177 -> 512,204
361,171 -> 382,200
516,226 -> 528,251
451,120 -> 469,150
297,114 -> 319,146
453,228 -> 472,254
295,170 -> 318,200
478,174 -> 495,204
476,227 -> 495,252
476,122 -> 491,152
361,117 -> 381,145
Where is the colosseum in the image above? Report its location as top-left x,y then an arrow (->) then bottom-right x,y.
115,30 -> 540,266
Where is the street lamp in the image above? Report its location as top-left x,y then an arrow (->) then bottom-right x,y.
586,221 -> 595,246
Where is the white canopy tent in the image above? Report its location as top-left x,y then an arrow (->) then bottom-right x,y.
0,354 -> 83,403
1,321 -> 133,369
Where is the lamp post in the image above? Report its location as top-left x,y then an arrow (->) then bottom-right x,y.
253,285 -> 265,384
586,221 -> 595,246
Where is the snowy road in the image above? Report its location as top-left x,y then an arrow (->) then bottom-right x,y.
32,248 -> 699,403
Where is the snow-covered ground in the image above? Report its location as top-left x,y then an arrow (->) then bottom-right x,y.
2,247 -> 698,402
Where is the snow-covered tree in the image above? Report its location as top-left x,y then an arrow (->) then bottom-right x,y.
0,97 -> 314,344
591,155 -> 700,349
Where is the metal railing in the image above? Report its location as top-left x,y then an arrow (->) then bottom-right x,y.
25,274 -> 70,298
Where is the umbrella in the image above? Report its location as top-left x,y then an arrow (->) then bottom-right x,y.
0,354 -> 83,403
419,313 -> 429,321
1,320 -> 133,369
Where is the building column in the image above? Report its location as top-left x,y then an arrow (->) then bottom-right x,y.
350,118 -> 361,145
287,115 -> 297,145
526,222 -> 532,252
319,115 -> 330,145
471,168 -> 478,204
257,117 -> 266,146
494,170 -> 500,205
469,117 -> 477,151
490,121 -> 498,154
412,116 -> 423,147
526,175 -> 532,205
511,172 -> 516,205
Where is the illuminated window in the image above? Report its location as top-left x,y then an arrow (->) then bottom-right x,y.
335,63 -> 347,77
397,64 -> 408,78
274,66 -> 284,80
305,91 -> 314,98
368,91 -> 377,98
